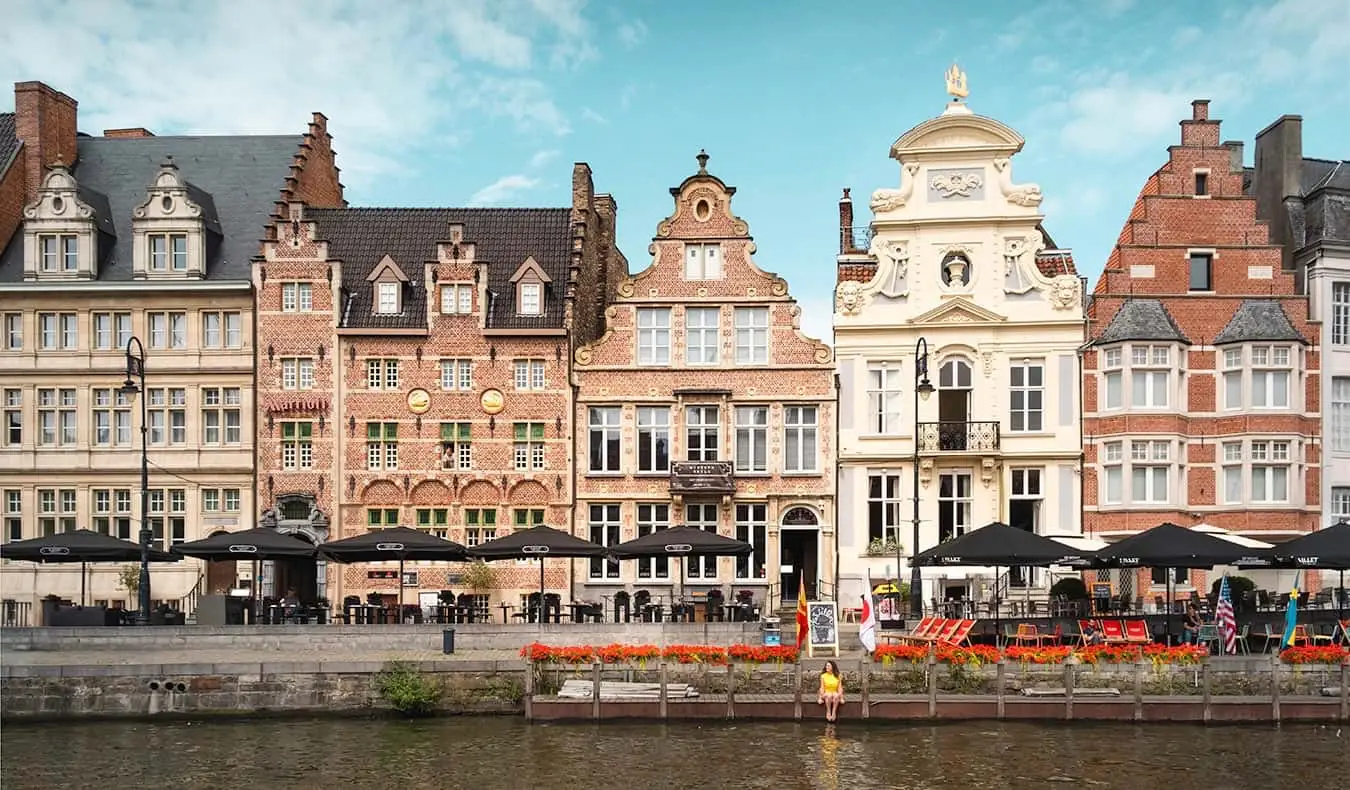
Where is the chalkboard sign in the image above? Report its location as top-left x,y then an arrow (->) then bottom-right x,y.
806,601 -> 839,658
1091,582 -> 1112,599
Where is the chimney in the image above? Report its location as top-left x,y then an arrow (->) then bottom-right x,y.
1252,114 -> 1305,260
102,127 -> 155,139
1222,140 -> 1244,173
13,81 -> 79,205
1191,99 -> 1210,121
570,162 -> 594,223
838,188 -> 855,254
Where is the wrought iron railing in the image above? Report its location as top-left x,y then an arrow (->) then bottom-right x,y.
178,570 -> 205,618
839,226 -> 873,255
1,599 -> 32,627
917,421 -> 1001,452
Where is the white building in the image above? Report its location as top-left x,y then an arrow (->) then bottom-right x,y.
832,78 -> 1087,610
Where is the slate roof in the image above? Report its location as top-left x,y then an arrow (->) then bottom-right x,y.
1212,299 -> 1307,345
307,208 -> 572,331
1092,298 -> 1190,345
0,134 -> 301,282
0,113 -> 18,175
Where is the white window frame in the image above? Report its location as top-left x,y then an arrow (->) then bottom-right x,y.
281,421 -> 314,470
684,243 -> 722,280
39,234 -> 78,273
519,283 -> 542,316
636,406 -> 670,473
367,359 -> 399,390
685,502 -> 720,579
1129,439 -> 1171,504
685,405 -> 719,461
684,307 -> 720,365
1332,377 -> 1350,453
282,282 -> 313,312
440,283 -> 473,315
201,387 -> 242,445
1009,359 -> 1044,432
440,422 -> 472,471
588,503 -> 622,580
1102,441 -> 1123,504
782,405 -> 818,473
734,405 -> 768,473
1251,345 -> 1292,409
202,311 -> 242,349
513,422 -> 546,471
440,359 -> 474,391
1250,440 -> 1292,504
867,471 -> 903,545
281,358 -> 314,390
1129,345 -> 1171,408
1221,441 -> 1244,505
513,359 -> 546,391
1331,282 -> 1349,347
937,471 -> 973,541
588,406 -> 622,473
734,503 -> 768,581
37,388 -> 77,447
3,313 -> 21,350
39,313 -> 77,350
1330,486 -> 1350,522
91,388 -> 132,447
376,281 -> 399,315
866,364 -> 903,434
733,306 -> 769,365
636,504 -> 671,579
636,308 -> 671,366
1008,467 -> 1044,587
4,389 -> 22,447
1101,348 -> 1123,411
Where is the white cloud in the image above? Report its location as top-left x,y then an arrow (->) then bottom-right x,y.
529,149 -> 560,169
468,174 -> 541,206
617,19 -> 648,48
1054,75 -> 1193,155
0,0 -> 595,188
580,107 -> 609,125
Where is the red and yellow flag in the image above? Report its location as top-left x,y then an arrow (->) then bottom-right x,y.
795,572 -> 809,649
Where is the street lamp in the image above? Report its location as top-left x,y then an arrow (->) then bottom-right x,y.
118,337 -> 151,625
910,336 -> 935,619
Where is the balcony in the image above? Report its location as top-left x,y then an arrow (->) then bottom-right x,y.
839,226 -> 874,255
917,421 -> 1001,453
669,461 -> 735,496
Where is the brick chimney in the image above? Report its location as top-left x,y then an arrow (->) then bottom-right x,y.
838,188 -> 854,254
102,127 -> 154,138
14,81 -> 78,206
1179,98 -> 1219,147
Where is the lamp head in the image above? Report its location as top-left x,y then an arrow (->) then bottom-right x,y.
917,378 -> 935,400
118,378 -> 140,401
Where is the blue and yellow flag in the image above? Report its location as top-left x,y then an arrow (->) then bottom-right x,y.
1279,576 -> 1300,650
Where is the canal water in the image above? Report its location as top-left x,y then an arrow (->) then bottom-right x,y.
3,717 -> 1348,789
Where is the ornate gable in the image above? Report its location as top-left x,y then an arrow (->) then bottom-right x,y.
131,156 -> 218,280
21,160 -> 108,281
908,297 -> 1006,326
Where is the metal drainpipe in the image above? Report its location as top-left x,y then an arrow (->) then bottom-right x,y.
569,379 -> 580,604
833,372 -> 841,607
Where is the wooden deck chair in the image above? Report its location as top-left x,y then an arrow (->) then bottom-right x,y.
903,617 -> 943,643
1076,619 -> 1099,646
1338,619 -> 1350,646
931,619 -> 961,644
911,616 -> 936,637
941,619 -> 975,646
1100,619 -> 1128,645
1124,619 -> 1151,644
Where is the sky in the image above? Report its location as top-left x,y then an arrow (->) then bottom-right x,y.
3,0 -> 1348,345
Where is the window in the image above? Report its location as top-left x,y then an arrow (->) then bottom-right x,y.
636,308 -> 671,365
783,405 -> 819,473
39,234 -> 78,272
519,283 -> 542,315
440,284 -> 473,314
92,312 -> 132,351
685,405 -> 719,461
1129,440 -> 1171,504
1188,252 -> 1212,291
201,489 -> 241,513
3,313 -> 20,350
37,388 -> 77,447
1251,346 -> 1292,408
37,488 -> 77,535
1251,440 -> 1291,503
513,422 -> 546,470
149,233 -> 188,272
147,312 -> 186,350
464,508 -> 497,546
1129,345 -> 1171,408
3,389 -> 20,446
1102,442 -> 1123,504
735,503 -> 767,580
867,364 -> 903,434
282,282 -> 313,312
1331,487 -> 1350,522
146,488 -> 186,548
92,489 -> 132,539
867,472 -> 902,544
1332,377 -> 1350,453
685,307 -> 720,365
440,359 -> 474,391
937,472 -> 973,542
1222,442 -> 1243,504
366,422 -> 398,470
91,388 -> 132,447
1008,468 -> 1044,588
201,387 -> 242,445
367,359 -> 399,389
734,307 -> 769,364
440,422 -> 472,470
38,313 -> 77,350
281,357 -> 314,390
1222,349 -> 1243,410
734,405 -> 768,473
685,503 -> 719,578
202,312 -> 242,349
1100,348 -> 1122,410
513,359 -> 547,390
5,490 -> 23,542
1194,171 -> 1208,196
588,503 -> 621,580
1332,282 -> 1350,346
376,282 -> 399,314
636,504 -> 670,579
281,421 -> 313,470
513,508 -> 546,530
1152,567 -> 1188,586
684,243 -> 722,280
416,508 -> 450,538
147,388 -> 186,445
367,508 -> 400,528
588,407 -> 622,473
636,406 -> 670,473
1009,360 -> 1044,432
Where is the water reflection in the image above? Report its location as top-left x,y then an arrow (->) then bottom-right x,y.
3,717 -> 1349,790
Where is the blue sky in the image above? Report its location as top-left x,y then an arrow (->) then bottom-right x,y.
4,0 -> 1348,343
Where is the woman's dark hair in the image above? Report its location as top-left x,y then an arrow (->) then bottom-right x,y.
822,660 -> 839,676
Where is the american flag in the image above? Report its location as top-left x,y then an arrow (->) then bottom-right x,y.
1216,576 -> 1237,655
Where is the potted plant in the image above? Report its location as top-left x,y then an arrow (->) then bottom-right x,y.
461,560 -> 497,593
865,537 -> 902,557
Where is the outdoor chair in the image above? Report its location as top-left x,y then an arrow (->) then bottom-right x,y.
1100,619 -> 1129,645
1336,619 -> 1350,646
1076,619 -> 1099,646
909,617 -> 946,643
542,593 -> 563,623
1013,623 -> 1055,647
1257,624 -> 1282,652
932,619 -> 961,643
613,590 -> 631,623
940,619 -> 975,646
1124,619 -> 1151,644
892,616 -> 935,644
1233,623 -> 1251,654
1197,623 -> 1223,654
704,590 -> 725,622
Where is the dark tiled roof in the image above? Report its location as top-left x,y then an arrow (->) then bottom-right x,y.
1093,298 -> 1190,346
0,134 -> 300,282
1304,158 -> 1350,192
1213,299 -> 1307,345
0,113 -> 18,174
308,208 -> 572,331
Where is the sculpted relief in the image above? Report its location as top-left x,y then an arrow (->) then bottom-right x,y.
835,279 -> 866,316
868,238 -> 909,298
1048,275 -> 1081,310
993,157 -> 1043,207
870,163 -> 920,212
928,169 -> 984,199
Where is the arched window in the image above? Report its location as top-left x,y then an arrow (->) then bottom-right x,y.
781,507 -> 819,527
939,359 -> 972,389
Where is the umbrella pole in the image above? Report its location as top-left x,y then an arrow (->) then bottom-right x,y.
81,561 -> 87,607
539,558 -> 545,629
1340,569 -> 1345,625
398,558 -> 405,619
1167,573 -> 1173,646
994,566 -> 1000,649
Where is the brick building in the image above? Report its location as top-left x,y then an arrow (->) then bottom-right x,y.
0,81 -> 342,612
1083,100 -> 1321,599
255,164 -> 621,608
571,152 -> 835,610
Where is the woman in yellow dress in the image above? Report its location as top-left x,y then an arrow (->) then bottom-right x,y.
817,660 -> 844,722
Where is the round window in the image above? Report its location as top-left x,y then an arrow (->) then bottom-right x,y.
162,196 -> 174,213
51,196 -> 65,214
694,199 -> 711,221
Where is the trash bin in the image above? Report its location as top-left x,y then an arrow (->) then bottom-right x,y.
442,628 -> 456,655
761,616 -> 781,647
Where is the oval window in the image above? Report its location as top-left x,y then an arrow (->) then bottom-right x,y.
162,196 -> 174,213
694,199 -> 711,221
51,196 -> 65,214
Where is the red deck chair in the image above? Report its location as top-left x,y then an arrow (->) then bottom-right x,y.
903,617 -> 943,643
1124,619 -> 1151,644
941,619 -> 975,646
931,619 -> 961,644
1100,619 -> 1128,644
1076,619 -> 1099,646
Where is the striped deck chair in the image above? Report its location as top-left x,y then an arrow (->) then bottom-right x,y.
1124,619 -> 1151,644
902,617 -> 943,644
940,619 -> 975,646
930,619 -> 961,644
1100,619 -> 1129,645
1076,619 -> 1099,646
1338,619 -> 1350,646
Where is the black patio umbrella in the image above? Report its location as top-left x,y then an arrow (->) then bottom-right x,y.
467,526 -> 607,621
611,525 -> 753,599
1092,522 -> 1261,643
174,528 -> 319,616
0,529 -> 180,605
1254,521 -> 1350,621
915,521 -> 1095,640
318,526 -> 469,609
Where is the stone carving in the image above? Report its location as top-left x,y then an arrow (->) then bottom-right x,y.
813,344 -> 833,364
770,278 -> 789,297
617,278 -> 636,298
1003,237 -> 1034,295
919,458 -> 934,488
574,344 -> 595,366
993,158 -> 1044,207
868,238 -> 909,298
937,311 -> 975,324
980,351 -> 995,377
929,170 -> 984,198
1049,275 -> 1081,310
870,163 -> 919,212
835,280 -> 865,316
945,63 -> 969,100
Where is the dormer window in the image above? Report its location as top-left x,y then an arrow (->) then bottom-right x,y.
520,283 -> 542,315
23,162 -> 103,282
377,282 -> 400,314
40,235 -> 79,273
149,234 -> 188,272
509,256 -> 552,317
131,157 -> 215,280
366,255 -> 410,316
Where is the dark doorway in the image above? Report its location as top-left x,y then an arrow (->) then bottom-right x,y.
937,360 -> 972,450
271,532 -> 319,604
1008,500 -> 1037,588
204,531 -> 238,594
780,530 -> 818,600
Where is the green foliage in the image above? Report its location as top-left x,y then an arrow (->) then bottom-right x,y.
374,662 -> 443,717
460,560 -> 498,592
1049,577 -> 1089,601
116,565 -> 140,595
865,537 -> 902,557
1211,575 -> 1255,602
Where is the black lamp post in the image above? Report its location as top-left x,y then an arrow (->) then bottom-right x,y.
118,337 -> 152,625
910,336 -> 935,618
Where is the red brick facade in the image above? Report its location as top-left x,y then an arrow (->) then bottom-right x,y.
1083,100 -> 1321,593
572,153 -> 836,609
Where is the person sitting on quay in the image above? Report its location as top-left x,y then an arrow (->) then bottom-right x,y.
818,660 -> 844,723
1182,603 -> 1203,644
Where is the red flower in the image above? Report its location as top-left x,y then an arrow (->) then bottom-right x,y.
1281,645 -> 1350,665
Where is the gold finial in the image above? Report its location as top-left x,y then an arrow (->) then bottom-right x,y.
945,63 -> 968,101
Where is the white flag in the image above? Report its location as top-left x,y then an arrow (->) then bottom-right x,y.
859,589 -> 878,653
